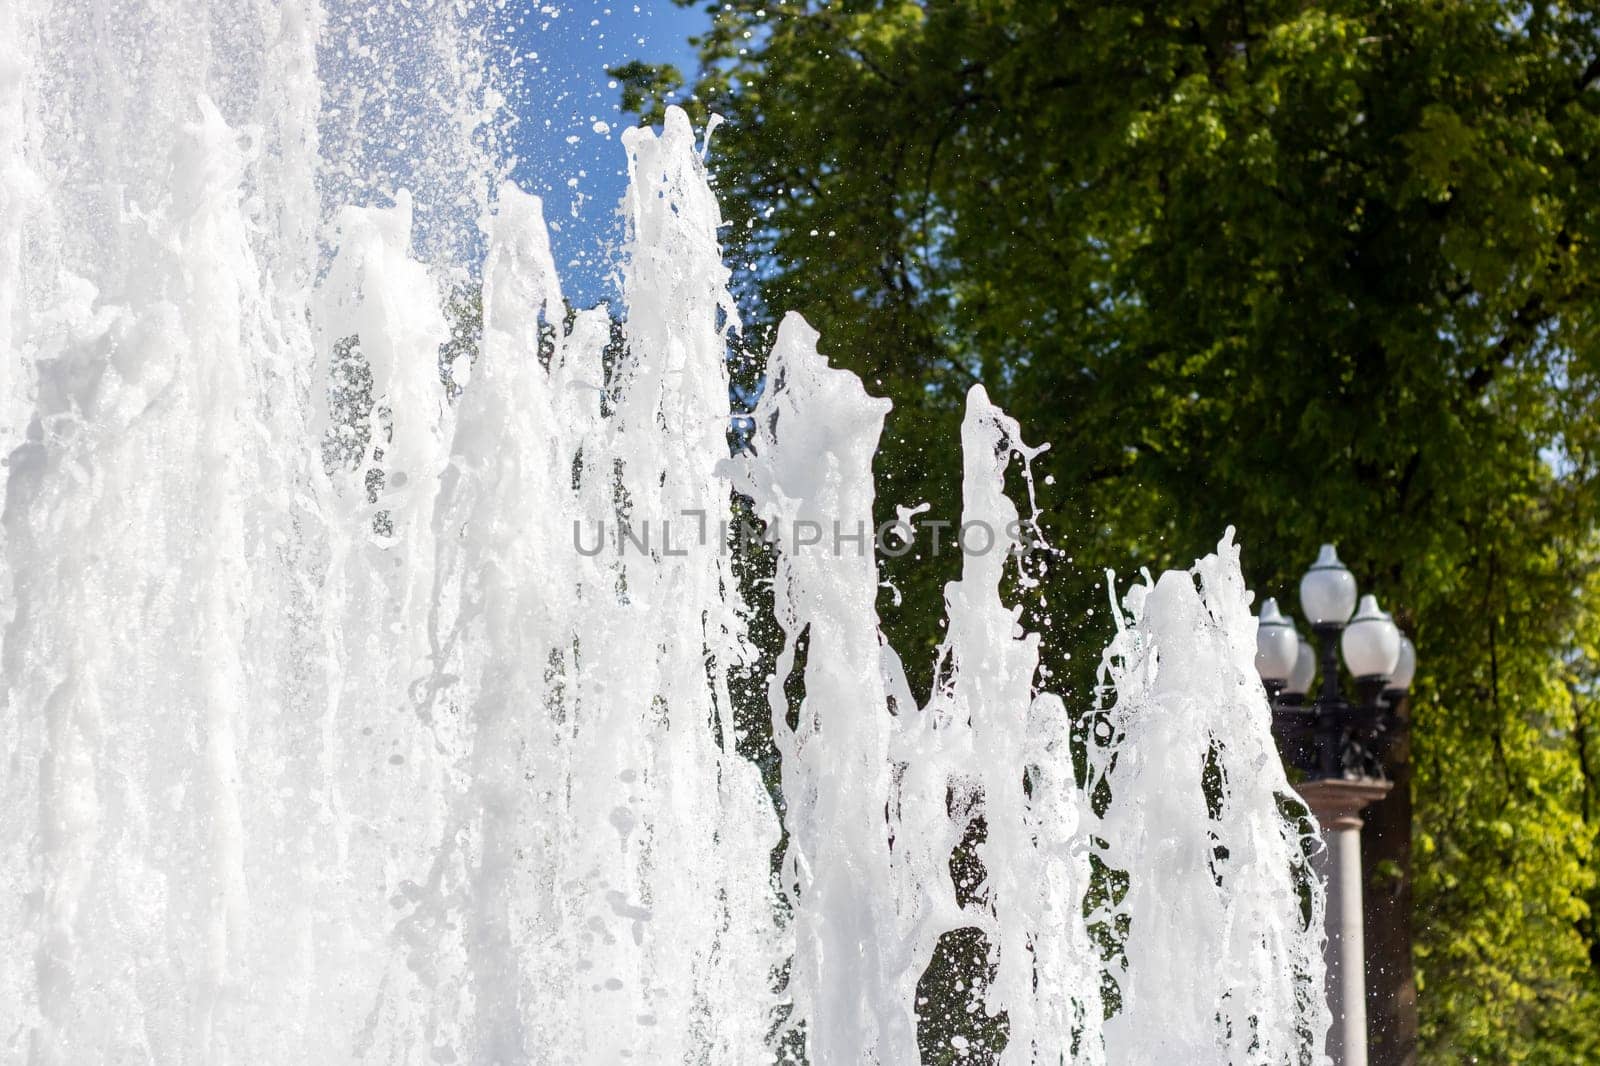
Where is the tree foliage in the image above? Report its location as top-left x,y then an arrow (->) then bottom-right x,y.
617,1 -> 1600,1060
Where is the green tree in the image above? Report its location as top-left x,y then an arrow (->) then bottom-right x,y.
617,1 -> 1600,1061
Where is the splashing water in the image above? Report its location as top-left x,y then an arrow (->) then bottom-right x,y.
0,3 -> 1327,1063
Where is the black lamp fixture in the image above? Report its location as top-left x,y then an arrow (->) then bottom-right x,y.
1255,544 -> 1417,780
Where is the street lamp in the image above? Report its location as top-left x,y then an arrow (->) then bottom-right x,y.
1257,545 -> 1415,781
1253,543 -> 1421,1066
1255,597 -> 1299,688
1300,543 -> 1358,627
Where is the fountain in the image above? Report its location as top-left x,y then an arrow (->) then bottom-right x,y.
0,2 -> 1328,1063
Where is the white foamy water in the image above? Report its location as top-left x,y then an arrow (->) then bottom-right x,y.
1,3 -> 1326,1063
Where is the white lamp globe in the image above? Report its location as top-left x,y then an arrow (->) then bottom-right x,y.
1299,543 -> 1358,626
1341,594 -> 1402,680
1255,597 -> 1299,683
1285,635 -> 1316,697
1390,634 -> 1417,690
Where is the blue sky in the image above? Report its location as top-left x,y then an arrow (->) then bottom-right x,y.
502,0 -> 711,308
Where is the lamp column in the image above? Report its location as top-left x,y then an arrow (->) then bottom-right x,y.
1299,778 -> 1392,1066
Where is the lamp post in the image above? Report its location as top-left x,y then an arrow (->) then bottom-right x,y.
1254,544 -> 1416,1066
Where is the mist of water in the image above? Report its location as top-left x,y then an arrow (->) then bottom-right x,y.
0,3 -> 1326,1063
